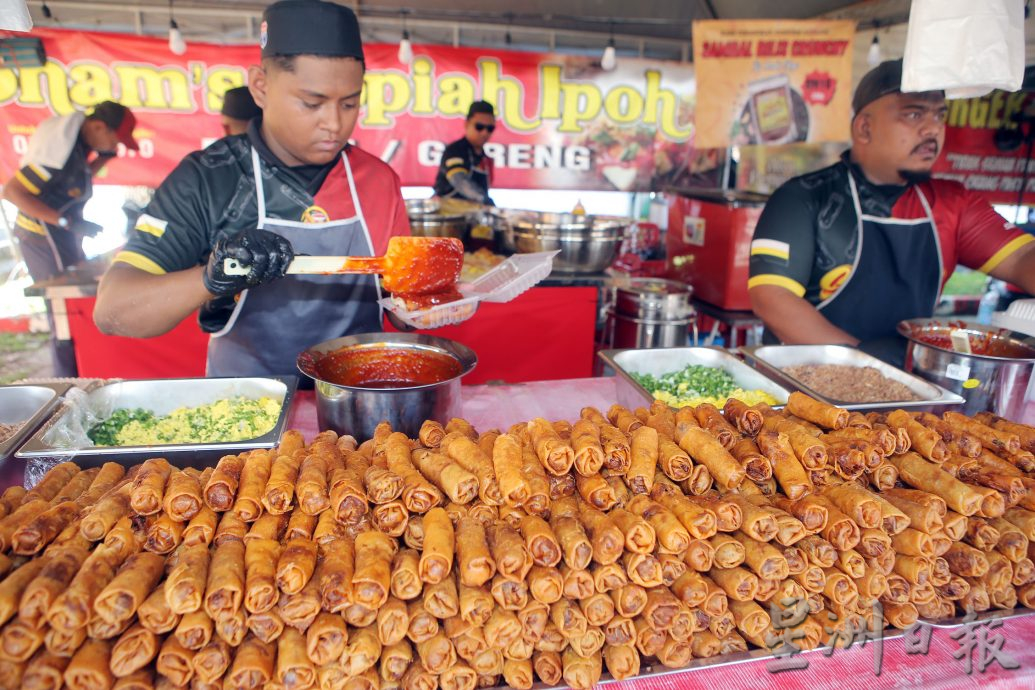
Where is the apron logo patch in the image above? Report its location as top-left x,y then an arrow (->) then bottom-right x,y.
67,187 -> 82,198
820,264 -> 852,300
301,205 -> 329,224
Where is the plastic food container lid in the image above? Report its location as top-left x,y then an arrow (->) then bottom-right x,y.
380,250 -> 560,329
992,298 -> 1035,338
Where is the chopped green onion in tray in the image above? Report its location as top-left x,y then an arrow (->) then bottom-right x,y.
630,364 -> 779,408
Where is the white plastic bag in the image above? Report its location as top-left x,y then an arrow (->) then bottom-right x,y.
902,0 -> 1024,99
0,0 -> 31,31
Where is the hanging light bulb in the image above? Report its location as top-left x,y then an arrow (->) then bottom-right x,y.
398,10 -> 413,65
168,0 -> 187,55
398,30 -> 413,64
867,33 -> 881,67
601,37 -> 617,71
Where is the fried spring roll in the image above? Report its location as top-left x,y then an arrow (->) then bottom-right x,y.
203,538 -> 245,622
756,430 -> 813,500
275,627 -> 316,689
261,449 -> 304,515
440,433 -> 502,506
822,483 -> 882,529
243,538 -> 281,615
18,544 -> 89,628
63,639 -> 113,690
577,503 -> 624,565
561,648 -> 601,690
486,523 -> 532,581
202,454 -> 245,512
246,609 -> 284,644
455,516 -> 496,587
354,531 -> 394,609
26,462 -> 80,503
519,514 -> 562,567
180,505 -> 218,548
305,612 -> 347,666
425,576 -> 461,619
275,537 -> 317,595
11,500 -> 78,555
526,418 -> 575,476
232,450 -> 272,522
786,392 -> 848,430
343,626 -> 383,676
490,434 -> 530,507
458,584 -> 493,628
94,551 -> 165,624
227,634 -> 274,689
23,648 -> 71,688
161,542 -> 210,615
889,452 -> 985,516
191,638 -> 231,684
625,426 -> 659,495
137,585 -> 180,634
570,420 -> 606,476
296,449 -> 331,517
386,434 -> 446,513
418,507 -> 454,583
413,450 -> 479,505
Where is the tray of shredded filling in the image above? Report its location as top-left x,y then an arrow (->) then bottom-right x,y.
740,345 -> 964,411
15,376 -> 296,468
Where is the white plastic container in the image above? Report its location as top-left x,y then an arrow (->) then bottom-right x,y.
380,250 -> 560,329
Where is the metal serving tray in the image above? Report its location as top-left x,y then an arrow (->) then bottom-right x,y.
599,347 -> 791,410
0,383 -> 70,464
16,376 -> 297,469
741,344 -> 965,412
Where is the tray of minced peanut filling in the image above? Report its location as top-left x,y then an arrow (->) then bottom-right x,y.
740,345 -> 965,412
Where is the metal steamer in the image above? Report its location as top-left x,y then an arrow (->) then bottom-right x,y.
604,278 -> 696,349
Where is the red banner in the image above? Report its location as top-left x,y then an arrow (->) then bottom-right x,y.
932,90 -> 1035,205
0,28 -> 722,192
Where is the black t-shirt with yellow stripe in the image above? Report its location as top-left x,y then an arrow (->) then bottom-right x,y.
13,138 -> 91,236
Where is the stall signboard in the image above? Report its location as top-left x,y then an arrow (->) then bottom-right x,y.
931,89 -> 1035,205
691,19 -> 855,149
0,28 -> 724,192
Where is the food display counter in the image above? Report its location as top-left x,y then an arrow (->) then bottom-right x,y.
1,334 -> 1035,689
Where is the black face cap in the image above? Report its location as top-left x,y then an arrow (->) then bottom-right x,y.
260,0 -> 364,61
221,86 -> 262,120
853,58 -> 944,116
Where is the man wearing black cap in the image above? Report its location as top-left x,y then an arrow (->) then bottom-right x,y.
220,86 -> 262,137
3,100 -> 138,376
433,100 -> 496,204
748,59 -> 1035,365
93,0 -> 411,377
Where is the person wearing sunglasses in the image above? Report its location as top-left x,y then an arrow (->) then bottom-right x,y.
433,100 -> 496,204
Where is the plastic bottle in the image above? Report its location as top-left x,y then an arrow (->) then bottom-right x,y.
977,285 -> 999,325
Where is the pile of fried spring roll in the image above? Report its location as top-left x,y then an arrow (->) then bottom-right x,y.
0,392 -> 1032,690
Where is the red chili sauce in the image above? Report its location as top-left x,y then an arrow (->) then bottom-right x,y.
907,321 -> 1035,358
315,346 -> 462,388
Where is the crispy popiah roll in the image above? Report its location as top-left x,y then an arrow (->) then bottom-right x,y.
338,625 -> 381,677
456,584 -> 492,629
261,449 -> 304,515
604,404 -> 640,434
549,513 -> 593,571
535,622 -> 566,654
202,454 -> 245,513
577,503 -> 624,565
707,533 -> 745,569
0,616 -> 44,661
518,514 -> 562,567
756,430 -> 812,500
821,483 -> 882,529
627,494 -> 691,554
678,427 -> 745,490
243,538 -> 281,615
424,573 -> 461,618
18,544 -> 89,628
0,486 -> 26,518
63,639 -> 113,690
728,437 -> 772,483
275,536 -> 317,595
385,434 -> 445,513
549,473 -> 576,502
592,424 -> 629,477
514,449 -> 550,519
229,450 -> 271,523
300,612 -> 347,667
42,623 -> 84,659
651,437 -> 691,483
189,638 -> 230,685
211,511 -> 246,547
47,465 -> 96,504
569,420 -> 605,477
439,433 -> 502,507
94,551 -> 165,624
415,419 -> 445,448
560,648 -> 601,690
413,450 -> 479,505
532,650 -> 562,686
383,548 -> 421,604
47,541 -> 131,632
160,542 -> 209,615
573,473 -> 615,511
0,498 -> 52,550
525,418 -> 574,476
489,571 -> 528,611
786,392 -> 848,430
295,450 -> 331,517
625,426 -> 659,495
734,532 -> 789,580
709,565 -> 759,602
680,538 -> 713,573
202,538 -> 245,622
556,565 -> 591,601
377,639 -> 414,684
489,434 -> 530,507
484,523 -> 531,583
10,499 -> 78,555
607,507 -> 656,555
889,452 -> 984,516
353,530 -> 394,610
621,551 -> 663,588
653,490 -> 719,541
414,631 -> 456,676
363,462 -> 403,508
418,507 -> 454,583
226,634 -> 274,689
211,602 -> 246,646
24,462 -> 77,504
273,627 -> 316,690
137,584 -> 180,634
179,505 -> 217,548
171,609 -> 213,652
22,648 -> 71,688
690,403 -> 734,449
798,495 -> 859,551
455,516 -> 495,587
245,607 -> 284,644
723,397 -> 764,435
139,512 -> 181,555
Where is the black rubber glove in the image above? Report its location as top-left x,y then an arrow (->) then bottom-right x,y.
203,228 -> 294,297
65,218 -> 103,237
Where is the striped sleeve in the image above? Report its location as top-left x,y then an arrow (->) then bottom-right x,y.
748,182 -> 816,300
13,163 -> 52,196
953,188 -> 1034,274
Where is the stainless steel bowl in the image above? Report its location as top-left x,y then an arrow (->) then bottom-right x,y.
297,333 -> 477,441
501,211 -> 630,273
406,198 -> 469,239
897,318 -> 1035,418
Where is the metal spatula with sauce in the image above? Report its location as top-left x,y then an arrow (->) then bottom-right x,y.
223,236 -> 464,296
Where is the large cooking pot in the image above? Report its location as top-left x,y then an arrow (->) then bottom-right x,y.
607,278 -> 695,348
298,333 -> 477,440
406,198 -> 469,239
897,318 -> 1035,418
501,211 -> 629,273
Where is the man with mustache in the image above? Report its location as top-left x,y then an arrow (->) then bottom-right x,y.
748,59 -> 1035,365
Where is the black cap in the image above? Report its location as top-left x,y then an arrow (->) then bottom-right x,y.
853,58 -> 944,116
87,101 -> 139,151
260,0 -> 364,61
221,86 -> 261,120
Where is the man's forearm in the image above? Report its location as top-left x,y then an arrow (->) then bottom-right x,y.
749,285 -> 859,345
94,264 -> 214,337
990,242 -> 1035,296
3,180 -> 61,225
447,172 -> 488,203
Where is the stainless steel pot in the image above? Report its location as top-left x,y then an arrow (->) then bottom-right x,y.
607,278 -> 695,349
406,198 -> 469,239
502,211 -> 629,273
897,319 -> 1035,419
297,333 -> 477,440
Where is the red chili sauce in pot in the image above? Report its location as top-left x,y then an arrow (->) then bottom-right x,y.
906,321 -> 1035,359
314,346 -> 462,388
